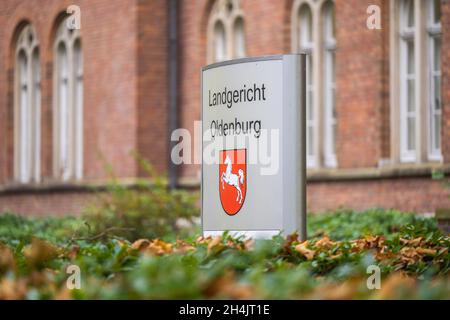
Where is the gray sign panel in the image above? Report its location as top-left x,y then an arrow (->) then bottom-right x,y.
201,55 -> 306,240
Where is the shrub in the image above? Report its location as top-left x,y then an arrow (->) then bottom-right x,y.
0,208 -> 448,299
0,228 -> 449,299
0,213 -> 84,246
307,208 -> 438,240
82,158 -> 199,241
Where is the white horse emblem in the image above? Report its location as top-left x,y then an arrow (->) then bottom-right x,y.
221,155 -> 245,204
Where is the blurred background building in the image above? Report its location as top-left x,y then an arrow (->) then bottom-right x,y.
0,0 -> 449,215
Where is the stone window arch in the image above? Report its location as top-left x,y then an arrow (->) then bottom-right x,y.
426,0 -> 442,161
207,0 -> 246,63
291,0 -> 336,168
53,16 -> 83,181
322,1 -> 336,168
399,0 -> 416,162
14,24 -> 41,184
390,0 -> 442,163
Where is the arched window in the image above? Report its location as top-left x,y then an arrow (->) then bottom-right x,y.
54,16 -> 83,181
323,1 -> 336,167
233,17 -> 246,59
73,40 -> 83,179
427,0 -> 441,160
297,4 -> 315,167
299,5 -> 313,50
391,0 -> 441,163
292,0 -> 336,168
213,21 -> 227,62
207,0 -> 246,63
14,24 -> 40,184
399,0 -> 416,162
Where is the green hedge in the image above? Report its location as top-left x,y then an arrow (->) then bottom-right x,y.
0,209 -> 448,299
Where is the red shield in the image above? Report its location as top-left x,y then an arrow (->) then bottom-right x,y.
219,149 -> 247,216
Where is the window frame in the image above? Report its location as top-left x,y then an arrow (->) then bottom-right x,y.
323,1 -> 337,168
391,0 -> 443,165
207,0 -> 246,64
426,0 -> 442,161
13,24 -> 41,184
53,16 -> 83,181
213,20 -> 227,63
73,40 -> 83,180
399,0 -> 417,163
297,4 -> 316,168
291,0 -> 337,169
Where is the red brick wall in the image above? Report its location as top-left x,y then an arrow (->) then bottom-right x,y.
0,0 -> 148,215
0,190 -> 95,216
136,0 -> 169,176
0,0 -> 449,216
2,176 -> 449,216
307,177 -> 450,213
177,0 -> 207,181
0,0 -> 176,213
335,0 -> 387,168
80,0 -> 139,179
241,0 -> 290,56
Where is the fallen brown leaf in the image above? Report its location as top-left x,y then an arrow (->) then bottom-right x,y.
295,241 -> 315,260
130,239 -> 173,255
416,247 -> 437,255
308,278 -> 360,300
0,278 -> 27,300
203,270 -> 254,299
207,236 -> 224,255
54,287 -> 72,300
131,239 -> 151,251
67,245 -> 80,260
282,233 -> 299,253
23,237 -> 58,267
373,273 -> 415,300
145,239 -> 173,256
315,236 -> 338,250
196,235 -> 213,244
0,244 -> 15,273
174,240 -> 196,254
400,237 -> 423,247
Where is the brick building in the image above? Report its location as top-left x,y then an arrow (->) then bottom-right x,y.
0,0 -> 449,216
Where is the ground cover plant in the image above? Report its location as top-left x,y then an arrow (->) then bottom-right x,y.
0,208 -> 448,299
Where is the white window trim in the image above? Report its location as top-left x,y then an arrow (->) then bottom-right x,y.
323,2 -> 337,168
74,42 -> 84,180
426,0 -> 442,161
291,0 -> 336,169
298,3 -> 316,168
53,17 -> 83,181
306,52 -> 316,168
399,0 -> 416,162
391,0 -> 442,165
207,0 -> 246,64
32,51 -> 41,181
14,24 -> 40,184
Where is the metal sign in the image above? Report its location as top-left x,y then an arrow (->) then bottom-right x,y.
201,55 -> 306,240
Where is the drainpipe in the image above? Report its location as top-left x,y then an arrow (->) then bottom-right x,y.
168,0 -> 178,189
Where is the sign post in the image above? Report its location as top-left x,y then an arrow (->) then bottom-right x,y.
201,54 -> 306,240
